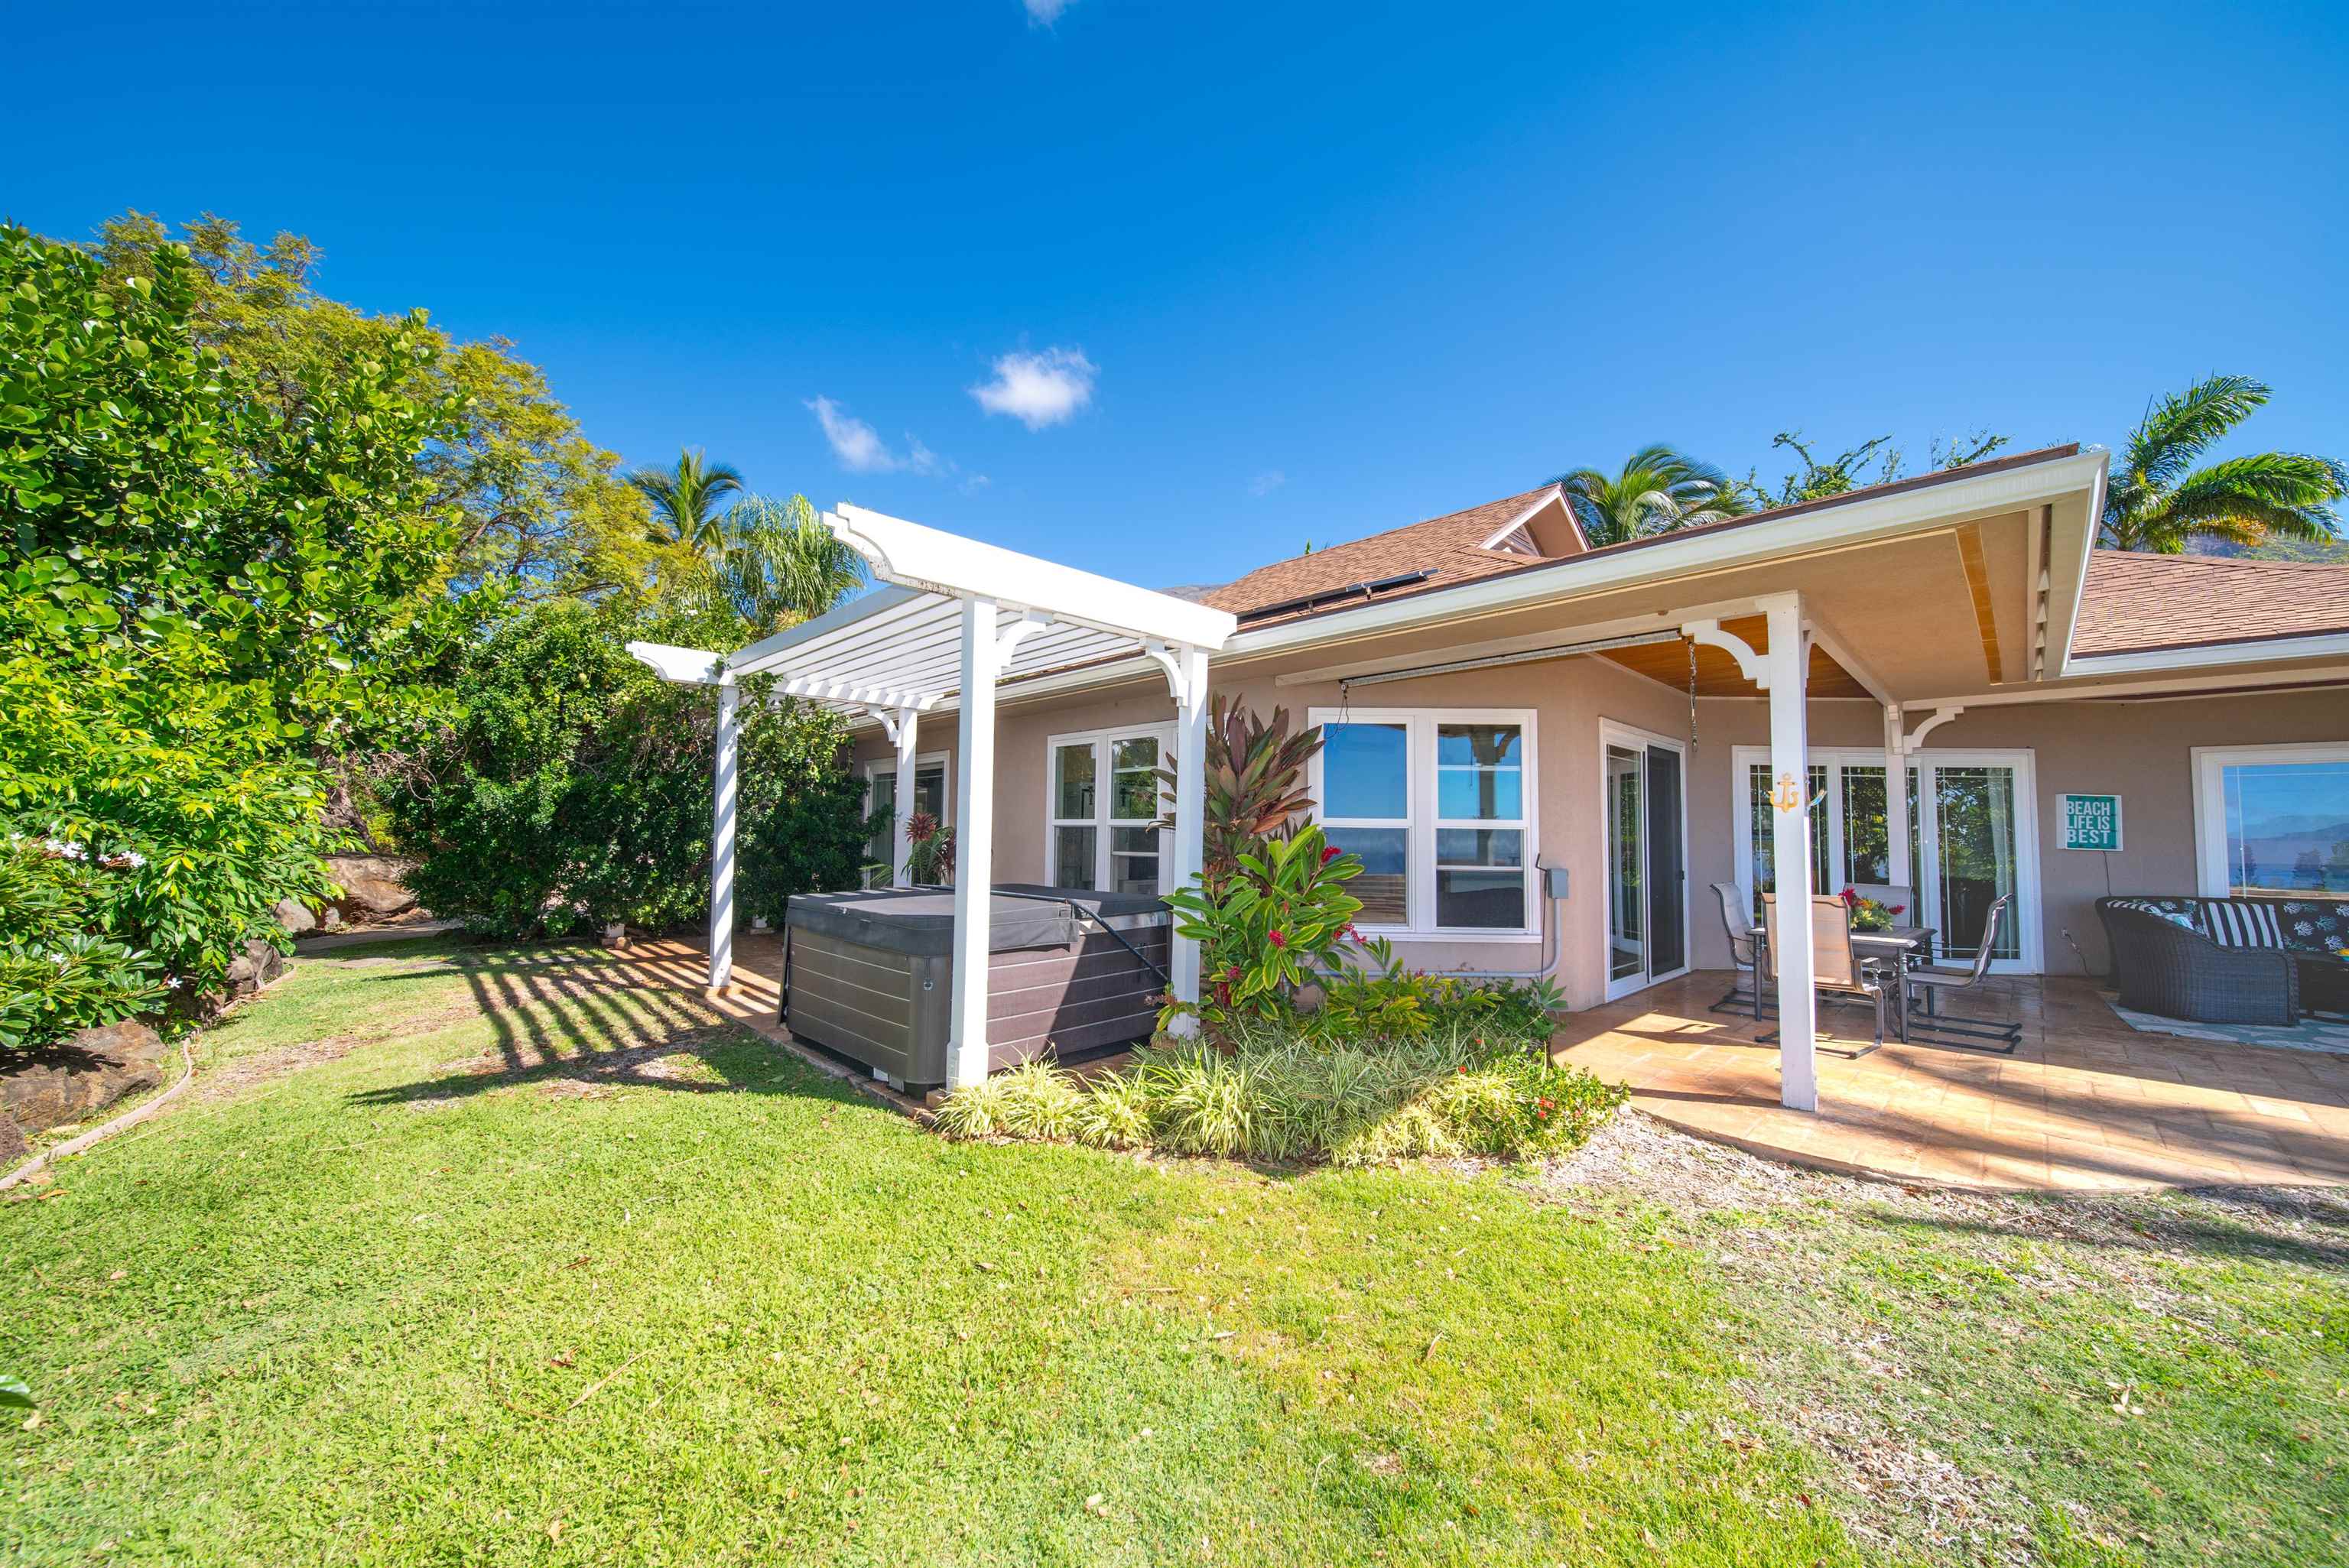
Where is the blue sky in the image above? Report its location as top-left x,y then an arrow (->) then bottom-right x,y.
10,1 -> 2346,586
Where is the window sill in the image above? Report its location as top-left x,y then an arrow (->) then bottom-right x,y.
1354,925 -> 1543,946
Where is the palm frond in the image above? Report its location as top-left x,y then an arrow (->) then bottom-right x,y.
2120,374 -> 2269,495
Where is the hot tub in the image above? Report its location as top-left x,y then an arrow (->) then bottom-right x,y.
779,885 -> 1171,1091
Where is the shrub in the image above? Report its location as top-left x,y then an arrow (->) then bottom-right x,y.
1152,696 -> 1322,890
385,599 -> 869,937
1309,937 -> 1568,1047
0,841 -> 164,1051
932,1025 -> 1625,1168
1161,825 -> 1363,1035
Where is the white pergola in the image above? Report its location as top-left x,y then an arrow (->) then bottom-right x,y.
629,505 -> 1236,1089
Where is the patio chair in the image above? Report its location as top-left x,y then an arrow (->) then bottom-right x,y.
1900,894 -> 2022,1053
1760,892 -> 1895,1053
1711,881 -> 1760,1014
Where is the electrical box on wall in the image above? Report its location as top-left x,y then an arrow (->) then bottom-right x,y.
1544,865 -> 1571,901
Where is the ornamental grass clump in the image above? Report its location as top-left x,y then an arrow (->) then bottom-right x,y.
931,1021 -> 1625,1168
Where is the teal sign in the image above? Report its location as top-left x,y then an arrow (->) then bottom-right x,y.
2058,793 -> 2123,852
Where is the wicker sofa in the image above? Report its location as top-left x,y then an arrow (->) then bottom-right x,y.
2095,896 -> 2349,1026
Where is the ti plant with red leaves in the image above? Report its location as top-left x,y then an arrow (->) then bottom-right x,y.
1153,696 -> 1324,893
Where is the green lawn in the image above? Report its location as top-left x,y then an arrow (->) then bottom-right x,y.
5,938 -> 2344,1566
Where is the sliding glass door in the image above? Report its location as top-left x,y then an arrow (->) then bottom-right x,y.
1604,724 -> 1689,999
1736,747 -> 2039,972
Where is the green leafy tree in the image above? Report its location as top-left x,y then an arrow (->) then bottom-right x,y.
714,494 -> 868,633
1755,430 -> 2009,508
629,447 -> 744,560
2,224 -> 457,1018
89,211 -> 674,605
385,599 -> 868,937
2100,375 -> 2347,554
1552,446 -> 1750,546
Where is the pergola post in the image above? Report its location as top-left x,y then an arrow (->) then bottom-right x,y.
1165,643 -> 1210,1032
948,598 -> 1000,1089
1883,703 -> 1912,893
1761,592 -> 1818,1112
708,682 -> 741,995
892,704 -> 920,886
947,600 -> 1048,1089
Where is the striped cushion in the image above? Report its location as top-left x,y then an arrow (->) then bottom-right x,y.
2198,899 -> 2284,948
2110,898 -> 2198,931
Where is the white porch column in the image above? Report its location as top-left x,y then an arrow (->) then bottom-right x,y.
949,599 -> 1001,1089
1762,592 -> 1818,1112
708,681 -> 741,995
1883,703 -> 1912,893
1168,644 -> 1210,1032
892,704 -> 920,886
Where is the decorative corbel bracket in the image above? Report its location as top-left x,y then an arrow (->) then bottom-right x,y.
1680,618 -> 1769,690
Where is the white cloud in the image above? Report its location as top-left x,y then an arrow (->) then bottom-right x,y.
807,396 -> 895,472
970,346 -> 1097,430
807,396 -> 960,479
1249,470 -> 1286,497
1023,0 -> 1076,22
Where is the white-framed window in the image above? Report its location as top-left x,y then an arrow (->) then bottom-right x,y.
1306,707 -> 1539,940
2191,741 -> 2349,901
860,752 -> 950,878
1045,723 -> 1173,894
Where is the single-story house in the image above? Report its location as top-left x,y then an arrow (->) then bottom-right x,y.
632,443 -> 2349,1108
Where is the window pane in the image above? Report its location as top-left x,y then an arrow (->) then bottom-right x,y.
2222,760 -> 2349,898
1110,827 -> 1159,894
1112,737 -> 1158,772
1436,828 -> 1522,867
1112,764 -> 1159,821
1934,766 -> 2020,960
914,764 -> 947,822
1436,724 -> 1520,766
868,774 -> 896,862
1438,870 -> 1525,929
1436,723 -> 1522,820
1054,744 -> 1096,820
1053,825 -> 1098,890
1326,826 -> 1407,924
1841,766 -> 1889,885
1323,723 -> 1408,819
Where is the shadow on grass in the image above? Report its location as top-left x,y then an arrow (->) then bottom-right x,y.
1840,1189 -> 2349,1274
343,949 -> 848,1110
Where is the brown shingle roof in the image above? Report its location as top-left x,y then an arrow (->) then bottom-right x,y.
2073,549 -> 2349,657
1202,484 -> 1571,622
1207,444 -> 2089,630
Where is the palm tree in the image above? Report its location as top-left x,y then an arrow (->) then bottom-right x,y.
628,446 -> 744,560
1551,445 -> 1750,547
2101,375 -> 2347,554
718,495 -> 868,632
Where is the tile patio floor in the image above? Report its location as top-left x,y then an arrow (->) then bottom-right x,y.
1550,970 -> 2349,1190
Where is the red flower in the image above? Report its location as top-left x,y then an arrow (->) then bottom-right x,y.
1839,886 -> 1858,907
1889,904 -> 1906,916
1267,930 -> 1287,949
1226,963 -> 1242,981
1535,1108 -> 1549,1119
1321,845 -> 1341,863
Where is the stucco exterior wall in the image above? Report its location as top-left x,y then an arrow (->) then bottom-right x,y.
847,667 -> 2341,1007
853,652 -> 1690,1011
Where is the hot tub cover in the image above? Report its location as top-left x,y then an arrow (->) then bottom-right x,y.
785,888 -> 1074,956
